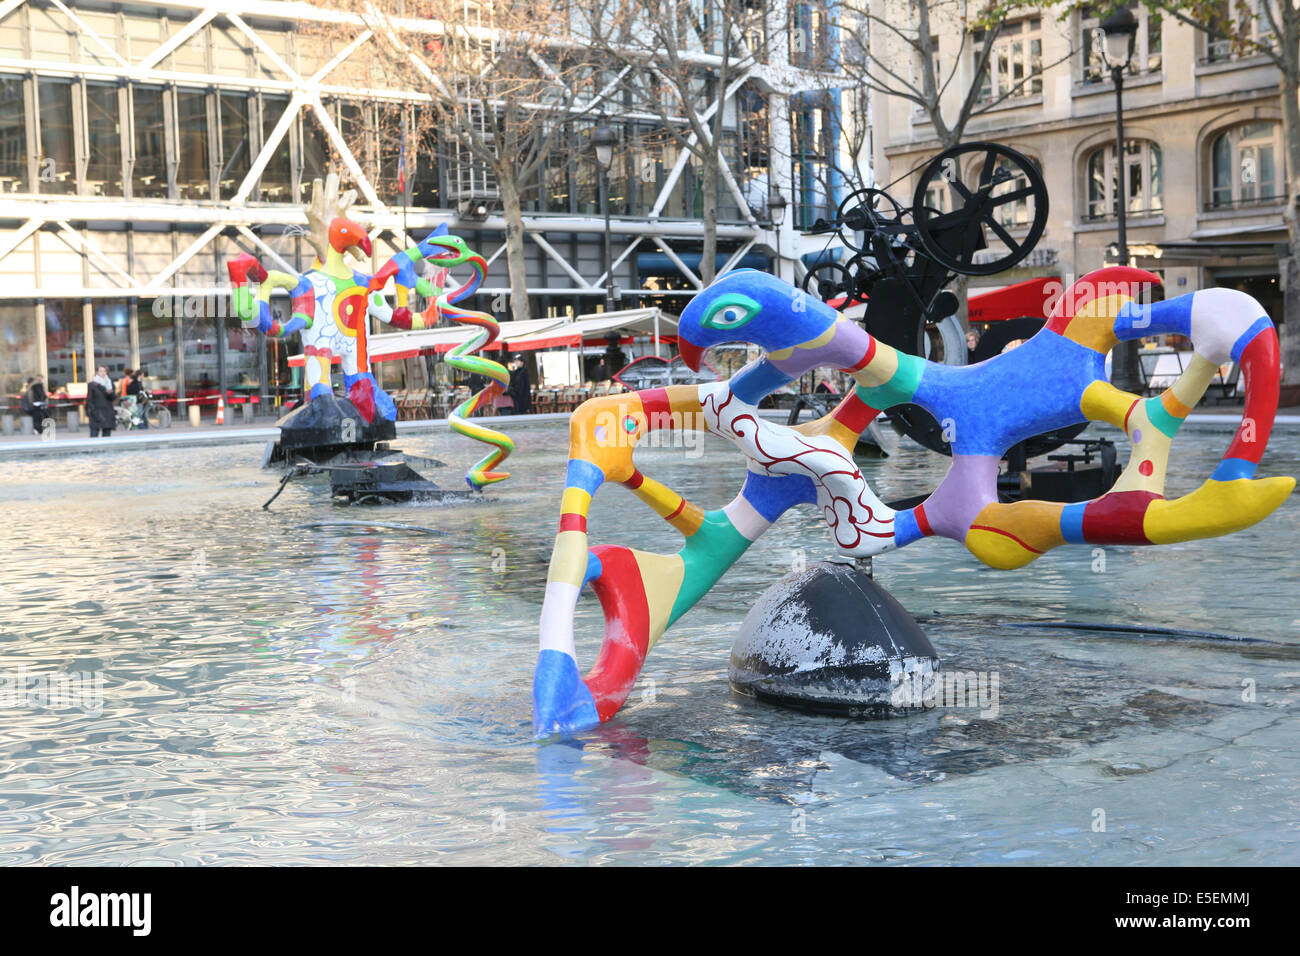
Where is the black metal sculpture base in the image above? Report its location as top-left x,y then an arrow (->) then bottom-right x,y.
728,561 -> 940,718
266,394 -> 397,466
259,393 -> 478,508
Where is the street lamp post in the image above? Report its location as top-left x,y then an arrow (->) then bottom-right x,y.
1100,6 -> 1140,391
767,191 -> 788,282
592,119 -> 618,312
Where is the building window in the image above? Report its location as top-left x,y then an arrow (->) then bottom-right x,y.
132,85 -> 169,199
974,19 -> 1042,103
44,299 -> 85,391
85,82 -> 124,197
0,75 -> 27,193
37,78 -> 76,194
1081,4 -> 1162,83
792,100 -> 841,229
299,110 -> 331,203
1205,0 -> 1274,63
93,301 -> 131,376
218,92 -> 252,200
137,300 -> 177,389
409,126 -> 440,209
0,301 -> 38,397
1086,140 -> 1163,220
175,89 -> 211,200
1210,121 -> 1284,207
258,93 -> 294,202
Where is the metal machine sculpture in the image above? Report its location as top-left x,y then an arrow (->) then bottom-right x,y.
801,142 -> 1087,465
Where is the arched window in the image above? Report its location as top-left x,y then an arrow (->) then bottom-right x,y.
1209,122 -> 1284,208
1086,140 -> 1162,220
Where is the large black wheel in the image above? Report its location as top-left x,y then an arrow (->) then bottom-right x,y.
911,142 -> 1048,276
835,187 -> 908,252
801,261 -> 857,306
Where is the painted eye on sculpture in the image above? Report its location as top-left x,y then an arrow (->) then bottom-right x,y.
701,294 -> 760,332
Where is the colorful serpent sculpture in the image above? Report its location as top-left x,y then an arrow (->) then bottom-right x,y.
533,266 -> 1295,737
367,225 -> 514,488
229,216 -> 512,490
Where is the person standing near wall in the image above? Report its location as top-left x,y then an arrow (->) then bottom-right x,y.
507,355 -> 532,415
23,376 -> 47,434
87,366 -> 116,438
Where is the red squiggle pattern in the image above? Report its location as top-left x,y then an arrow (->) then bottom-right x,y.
702,386 -> 894,553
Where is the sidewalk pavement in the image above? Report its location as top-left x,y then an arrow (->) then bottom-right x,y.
1,406 -> 1296,460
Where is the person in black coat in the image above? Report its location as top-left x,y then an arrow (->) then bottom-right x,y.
507,355 -> 532,415
86,366 -> 116,437
23,376 -> 48,434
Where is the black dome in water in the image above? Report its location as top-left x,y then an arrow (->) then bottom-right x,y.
728,561 -> 939,718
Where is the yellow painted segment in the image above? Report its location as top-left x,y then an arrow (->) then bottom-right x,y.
964,500 -> 1066,570
1109,399 -> 1171,495
1060,294 -> 1131,353
852,339 -> 899,390
1170,353 -> 1219,411
666,385 -> 706,431
560,486 -> 592,517
1144,477 -> 1295,544
768,318 -> 840,361
628,474 -> 682,518
975,500 -> 1067,550
632,549 -> 686,650
547,529 -> 591,588
1080,380 -> 1139,429
669,500 -> 706,536
792,414 -> 860,453
964,527 -> 1043,570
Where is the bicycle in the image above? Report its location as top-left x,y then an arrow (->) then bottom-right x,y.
116,388 -> 172,430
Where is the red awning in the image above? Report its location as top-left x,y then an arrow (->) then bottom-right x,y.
967,276 -> 1061,323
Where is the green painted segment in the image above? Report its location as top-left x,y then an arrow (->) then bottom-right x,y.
854,351 -> 924,409
666,509 -> 755,627
232,287 -> 257,322
1145,396 -> 1182,439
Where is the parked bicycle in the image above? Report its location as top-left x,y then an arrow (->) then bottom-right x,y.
116,387 -> 172,430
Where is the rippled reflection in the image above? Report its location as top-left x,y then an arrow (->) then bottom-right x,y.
0,421 -> 1296,864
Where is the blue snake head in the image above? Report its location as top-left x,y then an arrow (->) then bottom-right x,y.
676,270 -> 838,370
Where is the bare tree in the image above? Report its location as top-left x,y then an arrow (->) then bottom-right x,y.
573,0 -> 765,284
802,0 -> 1067,153
322,1 -> 601,323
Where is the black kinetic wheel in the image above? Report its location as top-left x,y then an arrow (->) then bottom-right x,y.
911,142 -> 1048,276
801,261 -> 857,306
835,187 -> 908,252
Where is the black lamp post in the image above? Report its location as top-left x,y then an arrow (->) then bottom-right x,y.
1100,6 -> 1140,391
592,119 -> 618,312
768,190 -> 788,280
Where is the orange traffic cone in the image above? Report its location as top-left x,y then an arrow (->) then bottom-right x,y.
215,394 -> 225,425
